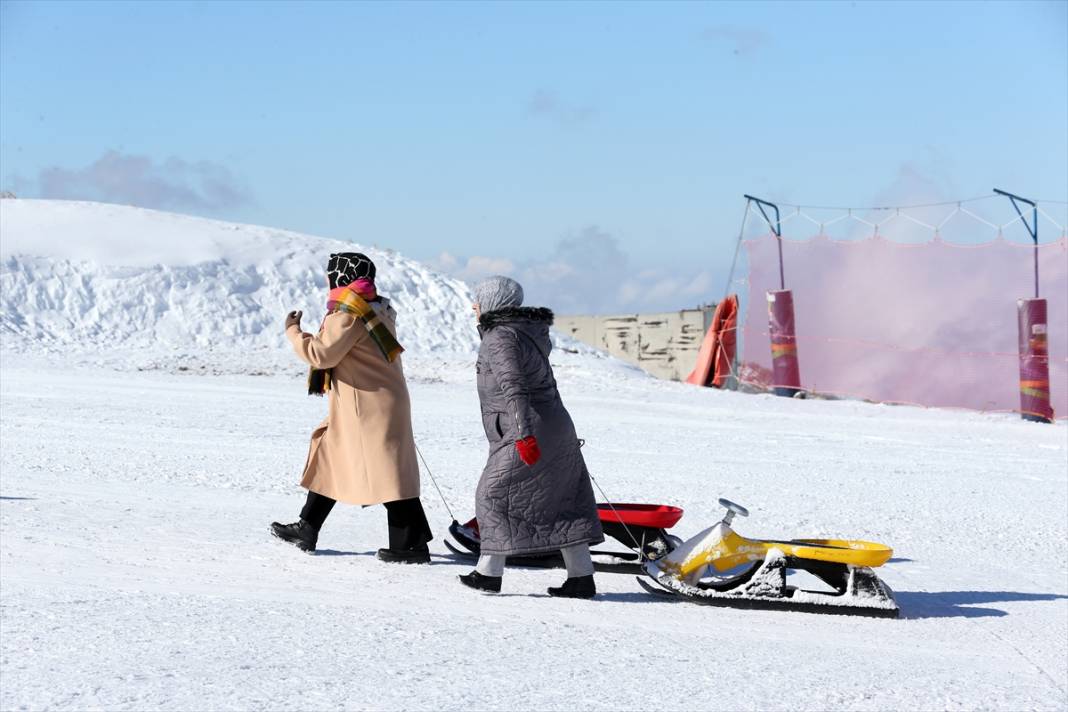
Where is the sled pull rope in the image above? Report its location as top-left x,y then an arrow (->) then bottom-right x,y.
415,442 -> 455,522
580,439 -> 648,561
588,473 -> 648,562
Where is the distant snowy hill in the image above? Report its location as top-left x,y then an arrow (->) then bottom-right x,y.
0,200 -> 488,373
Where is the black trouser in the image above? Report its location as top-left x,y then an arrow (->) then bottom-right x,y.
300,491 -> 337,530
300,491 -> 433,550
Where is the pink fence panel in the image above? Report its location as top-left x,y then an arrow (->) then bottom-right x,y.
741,234 -> 1068,416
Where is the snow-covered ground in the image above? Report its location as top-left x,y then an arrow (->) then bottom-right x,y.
2,359 -> 1066,710
1,200 -> 1067,710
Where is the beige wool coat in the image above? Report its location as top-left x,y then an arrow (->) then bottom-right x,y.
286,302 -> 420,505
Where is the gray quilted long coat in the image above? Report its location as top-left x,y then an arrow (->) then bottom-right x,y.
474,307 -> 604,556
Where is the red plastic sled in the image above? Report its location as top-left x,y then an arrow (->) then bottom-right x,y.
596,503 -> 684,530
460,503 -> 683,536
448,502 -> 685,569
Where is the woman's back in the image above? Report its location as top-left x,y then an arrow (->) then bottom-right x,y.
476,307 -> 559,412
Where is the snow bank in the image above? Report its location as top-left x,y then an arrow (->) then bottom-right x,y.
0,200 -> 516,373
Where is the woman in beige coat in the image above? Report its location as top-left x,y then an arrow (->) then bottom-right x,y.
270,252 -> 432,563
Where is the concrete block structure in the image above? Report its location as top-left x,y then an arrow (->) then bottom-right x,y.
554,306 -> 716,381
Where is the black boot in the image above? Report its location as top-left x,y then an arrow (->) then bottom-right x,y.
270,519 -> 318,552
547,575 -> 596,599
376,544 -> 431,564
458,570 -> 502,593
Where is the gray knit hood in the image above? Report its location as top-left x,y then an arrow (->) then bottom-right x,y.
473,276 -> 524,315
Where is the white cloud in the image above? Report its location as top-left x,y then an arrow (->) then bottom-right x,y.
526,89 -> 597,126
435,226 -> 718,315
430,252 -> 516,282
700,25 -> 772,56
10,150 -> 252,213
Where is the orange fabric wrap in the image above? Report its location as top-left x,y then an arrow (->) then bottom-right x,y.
686,295 -> 739,388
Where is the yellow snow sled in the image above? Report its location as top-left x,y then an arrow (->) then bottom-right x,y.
639,499 -> 899,618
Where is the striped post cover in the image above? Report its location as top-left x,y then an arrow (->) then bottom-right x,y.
1017,298 -> 1053,422
767,289 -> 802,397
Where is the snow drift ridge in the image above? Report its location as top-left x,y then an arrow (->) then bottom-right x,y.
0,200 -> 480,369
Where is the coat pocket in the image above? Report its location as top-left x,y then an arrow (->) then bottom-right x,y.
482,412 -> 506,439
482,411 -> 504,442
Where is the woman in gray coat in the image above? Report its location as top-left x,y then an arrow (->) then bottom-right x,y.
458,276 -> 604,598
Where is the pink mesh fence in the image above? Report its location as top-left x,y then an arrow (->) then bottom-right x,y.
739,233 -> 1068,417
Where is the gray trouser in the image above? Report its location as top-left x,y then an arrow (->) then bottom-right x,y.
476,543 -> 595,578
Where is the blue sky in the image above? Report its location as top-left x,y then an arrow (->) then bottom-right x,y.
2,0 -> 1066,313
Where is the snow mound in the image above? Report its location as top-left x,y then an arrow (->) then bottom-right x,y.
0,200 -> 482,370
0,199 -> 621,377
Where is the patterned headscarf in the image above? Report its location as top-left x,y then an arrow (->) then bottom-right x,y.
327,252 -> 376,289
307,251 -> 398,396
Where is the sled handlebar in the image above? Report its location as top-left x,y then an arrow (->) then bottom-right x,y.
718,498 -> 750,525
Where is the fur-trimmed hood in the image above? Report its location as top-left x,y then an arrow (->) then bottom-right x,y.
478,306 -> 554,331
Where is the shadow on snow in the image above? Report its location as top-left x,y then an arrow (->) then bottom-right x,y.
308,550 -> 1068,619
897,590 -> 1068,619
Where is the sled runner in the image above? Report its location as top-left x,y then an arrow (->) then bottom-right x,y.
639,499 -> 899,618
445,503 -> 685,574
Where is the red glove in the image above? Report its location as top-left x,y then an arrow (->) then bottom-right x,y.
516,436 -> 541,467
